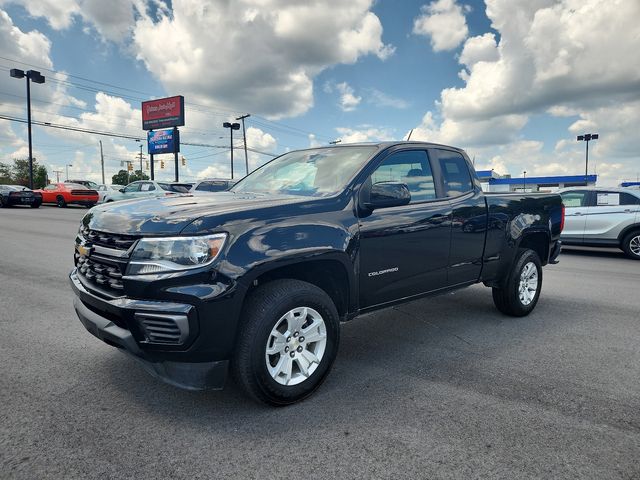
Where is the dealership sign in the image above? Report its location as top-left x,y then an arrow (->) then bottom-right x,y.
141,95 -> 185,130
148,128 -> 180,155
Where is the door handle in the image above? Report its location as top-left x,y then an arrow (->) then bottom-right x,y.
574,212 -> 583,216
624,209 -> 632,213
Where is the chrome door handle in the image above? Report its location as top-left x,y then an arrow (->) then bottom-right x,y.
574,212 -> 583,216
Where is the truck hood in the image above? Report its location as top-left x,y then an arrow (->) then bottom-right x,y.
83,192 -> 316,235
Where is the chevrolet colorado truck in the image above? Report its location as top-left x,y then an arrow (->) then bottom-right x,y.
70,142 -> 563,405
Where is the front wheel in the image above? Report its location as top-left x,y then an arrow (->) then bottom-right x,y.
233,279 -> 340,405
621,231 -> 640,260
492,248 -> 542,317
56,196 -> 67,208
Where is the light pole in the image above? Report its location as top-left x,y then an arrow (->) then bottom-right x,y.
66,164 -> 73,181
577,133 -> 599,184
223,122 -> 240,179
523,170 -> 527,192
10,69 -> 46,189
236,114 -> 250,176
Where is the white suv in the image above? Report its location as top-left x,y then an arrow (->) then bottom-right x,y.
560,187 -> 640,259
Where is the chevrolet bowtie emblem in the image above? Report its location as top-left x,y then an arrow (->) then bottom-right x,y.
77,244 -> 92,257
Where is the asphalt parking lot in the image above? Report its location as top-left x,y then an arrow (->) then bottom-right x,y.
1,206 -> 639,479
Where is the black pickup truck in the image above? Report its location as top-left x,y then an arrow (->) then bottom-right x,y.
70,142 -> 563,405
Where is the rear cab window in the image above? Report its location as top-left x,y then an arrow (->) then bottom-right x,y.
429,149 -> 473,197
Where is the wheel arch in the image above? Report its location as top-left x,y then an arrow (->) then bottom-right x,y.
241,254 -> 356,321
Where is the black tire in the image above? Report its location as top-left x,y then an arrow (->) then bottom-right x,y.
233,279 -> 340,406
0,196 -> 7,208
492,248 -> 542,317
621,231 -> 640,260
30,203 -> 41,208
56,196 -> 66,208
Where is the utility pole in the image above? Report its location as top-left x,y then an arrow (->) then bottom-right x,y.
99,140 -> 105,184
236,114 -> 251,176
52,170 -> 62,183
136,144 -> 145,172
66,164 -> 73,181
523,171 -> 527,192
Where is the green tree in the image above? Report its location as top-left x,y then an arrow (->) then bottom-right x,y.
111,169 -> 149,186
0,158 -> 48,188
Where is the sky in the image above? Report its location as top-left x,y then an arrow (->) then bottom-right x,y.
0,0 -> 638,185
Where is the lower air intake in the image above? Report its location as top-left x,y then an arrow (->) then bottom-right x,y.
135,312 -> 189,345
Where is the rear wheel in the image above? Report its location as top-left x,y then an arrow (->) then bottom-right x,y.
56,196 -> 66,208
233,279 -> 340,405
0,196 -> 7,208
621,231 -> 640,260
492,248 -> 542,317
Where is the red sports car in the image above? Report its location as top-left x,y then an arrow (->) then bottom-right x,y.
36,183 -> 99,208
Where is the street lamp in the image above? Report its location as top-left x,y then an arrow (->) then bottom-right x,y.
10,68 -> 46,189
66,164 -> 73,182
577,133 -> 599,184
523,171 -> 527,191
223,122 -> 240,179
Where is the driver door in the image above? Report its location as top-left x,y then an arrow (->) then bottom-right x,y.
357,149 -> 452,309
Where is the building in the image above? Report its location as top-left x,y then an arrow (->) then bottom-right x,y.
476,170 -> 597,193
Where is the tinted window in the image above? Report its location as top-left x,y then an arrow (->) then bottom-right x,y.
196,181 -> 229,192
370,150 -> 436,203
158,183 -> 190,193
620,192 -> 640,205
431,149 -> 473,197
124,183 -> 141,192
561,191 -> 589,207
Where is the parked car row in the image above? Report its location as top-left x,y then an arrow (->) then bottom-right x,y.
1,177 -> 236,210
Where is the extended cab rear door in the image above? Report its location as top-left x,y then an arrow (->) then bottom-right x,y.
428,148 -> 487,285
357,148 -> 452,308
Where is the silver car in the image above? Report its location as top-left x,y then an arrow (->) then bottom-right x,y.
104,180 -> 191,202
560,187 -> 640,259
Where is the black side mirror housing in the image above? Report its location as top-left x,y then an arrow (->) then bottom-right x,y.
363,182 -> 411,210
119,188 -> 125,193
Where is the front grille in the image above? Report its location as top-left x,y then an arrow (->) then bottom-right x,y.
135,313 -> 189,345
80,226 -> 138,250
75,228 -> 139,297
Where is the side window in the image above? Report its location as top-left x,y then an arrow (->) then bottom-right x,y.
620,192 -> 640,205
140,183 -> 155,191
370,150 -> 436,203
595,192 -> 621,206
124,183 -> 140,193
44,184 -> 57,190
560,191 -> 588,207
430,149 -> 473,197
196,182 -> 211,191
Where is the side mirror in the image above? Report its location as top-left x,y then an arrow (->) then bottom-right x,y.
119,188 -> 125,193
364,182 -> 411,210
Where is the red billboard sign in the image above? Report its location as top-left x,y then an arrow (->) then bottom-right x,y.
141,95 -> 185,130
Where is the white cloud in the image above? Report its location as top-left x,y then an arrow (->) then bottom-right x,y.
366,88 -> 410,109
411,0 -> 640,186
2,0 -> 140,42
335,82 -> 361,112
413,0 -> 469,52
335,126 -> 395,143
132,0 -> 393,119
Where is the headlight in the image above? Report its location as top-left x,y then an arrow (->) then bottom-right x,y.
127,233 -> 227,275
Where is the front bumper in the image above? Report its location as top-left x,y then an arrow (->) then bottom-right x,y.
70,270 -> 229,390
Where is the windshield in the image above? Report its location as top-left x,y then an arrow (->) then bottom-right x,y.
232,146 -> 377,197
